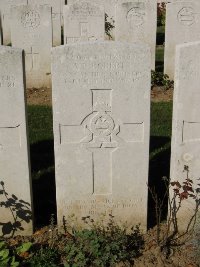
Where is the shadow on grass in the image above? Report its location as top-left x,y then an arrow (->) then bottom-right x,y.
148,136 -> 171,229
155,62 -> 164,73
30,140 -> 57,229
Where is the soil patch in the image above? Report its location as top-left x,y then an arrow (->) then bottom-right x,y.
26,86 -> 174,106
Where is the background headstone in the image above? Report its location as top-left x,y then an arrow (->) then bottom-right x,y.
67,0 -> 117,39
52,42 -> 151,229
170,41 -> 200,230
11,4 -> 52,88
64,1 -> 104,44
0,0 -> 27,45
115,0 -> 157,70
28,0 -> 62,46
164,1 -> 200,79
0,46 -> 32,236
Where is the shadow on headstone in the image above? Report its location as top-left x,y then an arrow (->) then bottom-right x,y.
0,181 -> 32,237
148,136 -> 171,229
30,140 -> 57,228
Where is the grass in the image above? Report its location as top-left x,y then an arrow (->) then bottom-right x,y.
26,102 -> 173,227
156,46 -> 164,72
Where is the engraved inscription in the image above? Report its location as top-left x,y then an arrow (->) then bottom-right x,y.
182,121 -> 200,142
63,52 -> 149,85
65,198 -> 139,215
178,7 -> 195,26
71,2 -> 102,18
126,4 -> 145,28
0,75 -> 15,88
21,10 -> 40,28
80,22 -> 89,37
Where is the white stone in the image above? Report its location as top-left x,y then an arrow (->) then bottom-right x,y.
52,42 -> 151,229
170,41 -> 200,231
164,1 -> 200,79
28,0 -> 62,46
67,0 -> 117,39
64,1 -> 105,44
115,0 -> 157,70
0,0 -> 27,45
10,4 -> 52,88
0,45 -> 32,236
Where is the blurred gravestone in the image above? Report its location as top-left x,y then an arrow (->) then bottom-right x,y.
170,41 -> 200,230
115,0 -> 157,70
11,4 -> 52,88
52,42 -> 151,229
0,46 -> 32,236
164,1 -> 200,79
28,0 -> 62,46
0,0 -> 27,45
64,1 -> 104,44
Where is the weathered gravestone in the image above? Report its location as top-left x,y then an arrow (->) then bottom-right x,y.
164,1 -> 200,79
115,0 -> 157,70
0,0 -> 27,45
170,41 -> 200,231
67,0 -> 117,39
0,46 -> 32,236
11,4 -> 52,88
28,0 -> 62,46
64,1 -> 104,44
52,42 -> 151,229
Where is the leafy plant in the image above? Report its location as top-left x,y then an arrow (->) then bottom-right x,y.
157,3 -> 166,26
63,214 -> 144,266
151,70 -> 174,89
105,13 -> 114,40
0,181 -> 32,237
149,165 -> 200,258
0,241 -> 32,267
26,247 -> 61,267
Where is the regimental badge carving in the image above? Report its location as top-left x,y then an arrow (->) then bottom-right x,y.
21,10 -> 40,29
59,89 -> 144,195
126,5 -> 145,28
81,89 -> 119,149
177,7 -> 195,26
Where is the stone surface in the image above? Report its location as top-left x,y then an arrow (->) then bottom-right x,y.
0,0 -> 27,45
115,0 -> 157,70
64,1 -> 104,44
170,41 -> 200,231
0,46 -> 32,236
52,42 -> 151,229
164,1 -> 200,79
28,0 -> 62,46
11,4 -> 52,88
67,0 -> 118,39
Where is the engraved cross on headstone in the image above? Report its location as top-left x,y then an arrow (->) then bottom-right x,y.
26,47 -> 39,70
60,89 -> 144,195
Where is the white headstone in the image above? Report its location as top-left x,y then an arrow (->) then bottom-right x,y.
0,46 -> 32,236
67,0 -> 117,39
164,1 -> 200,79
0,0 -> 27,45
52,42 -> 151,229
11,4 -> 52,88
115,0 -> 157,70
170,41 -> 200,230
28,0 -> 62,46
64,1 -> 104,44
